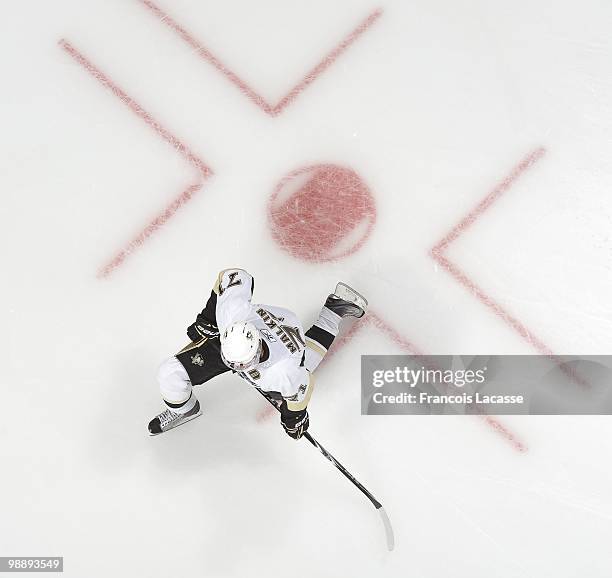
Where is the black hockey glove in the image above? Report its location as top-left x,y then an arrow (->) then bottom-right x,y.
281,408 -> 309,440
187,320 -> 219,342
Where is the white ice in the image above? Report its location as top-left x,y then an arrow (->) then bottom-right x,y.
2,1 -> 612,577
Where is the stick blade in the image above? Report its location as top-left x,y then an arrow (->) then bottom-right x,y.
377,506 -> 395,551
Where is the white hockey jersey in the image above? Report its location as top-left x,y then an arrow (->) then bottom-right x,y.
214,269 -> 311,405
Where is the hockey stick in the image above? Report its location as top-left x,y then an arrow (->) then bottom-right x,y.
256,388 -> 395,551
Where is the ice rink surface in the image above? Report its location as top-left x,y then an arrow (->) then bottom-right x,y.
2,0 -> 612,576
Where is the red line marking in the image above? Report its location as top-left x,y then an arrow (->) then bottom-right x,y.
271,9 -> 383,115
430,148 -> 589,388
367,311 -> 425,356
432,252 -> 555,355
139,0 -> 383,116
431,148 -> 549,353
98,182 -> 203,278
59,39 -> 212,278
367,313 -> 526,452
433,148 -> 545,254
257,310 -> 526,452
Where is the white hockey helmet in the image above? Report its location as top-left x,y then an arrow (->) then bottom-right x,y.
220,321 -> 262,371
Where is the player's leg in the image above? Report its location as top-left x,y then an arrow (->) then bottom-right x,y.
158,356 -> 198,414
304,307 -> 340,373
148,337 -> 230,435
304,282 -> 368,372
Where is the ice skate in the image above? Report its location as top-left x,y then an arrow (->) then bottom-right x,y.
324,282 -> 368,319
148,400 -> 202,436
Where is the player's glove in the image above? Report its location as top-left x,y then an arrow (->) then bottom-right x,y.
187,320 -> 219,342
281,408 -> 309,440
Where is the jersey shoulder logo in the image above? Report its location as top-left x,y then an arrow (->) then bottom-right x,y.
191,353 -> 205,366
219,271 -> 243,295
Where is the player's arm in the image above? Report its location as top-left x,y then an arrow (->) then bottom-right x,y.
279,366 -> 314,440
186,268 -> 254,342
214,268 -> 255,328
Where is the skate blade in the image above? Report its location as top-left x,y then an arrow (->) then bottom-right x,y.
148,409 -> 203,436
335,282 -> 368,311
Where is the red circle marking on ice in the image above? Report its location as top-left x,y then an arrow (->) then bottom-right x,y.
268,164 -> 376,262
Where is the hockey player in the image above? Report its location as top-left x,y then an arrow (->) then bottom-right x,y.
148,268 -> 367,439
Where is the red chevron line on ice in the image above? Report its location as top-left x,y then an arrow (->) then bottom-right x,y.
139,0 -> 383,116
59,39 -> 212,278
257,310 -> 527,452
430,147 -> 550,353
430,148 -> 591,390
